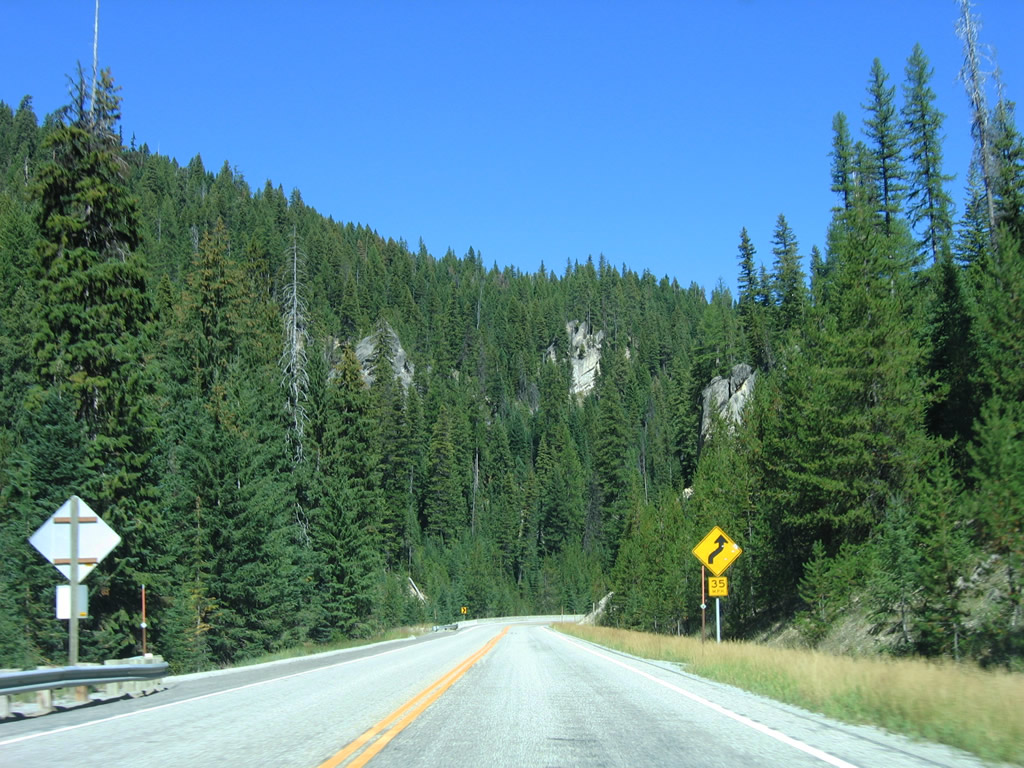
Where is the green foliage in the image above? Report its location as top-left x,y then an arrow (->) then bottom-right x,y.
2,42 -> 1022,670
863,58 -> 907,235
902,43 -> 955,263
769,213 -> 807,335
797,541 -> 834,645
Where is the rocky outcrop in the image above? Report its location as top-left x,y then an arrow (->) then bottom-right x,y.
354,322 -> 414,390
700,363 -> 756,448
579,592 -> 614,625
563,320 -> 604,398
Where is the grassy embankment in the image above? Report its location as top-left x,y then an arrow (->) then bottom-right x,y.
556,623 -> 1024,766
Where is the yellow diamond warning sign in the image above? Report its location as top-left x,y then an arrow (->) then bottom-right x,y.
692,526 -> 742,577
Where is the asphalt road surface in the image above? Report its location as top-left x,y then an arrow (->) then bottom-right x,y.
0,622 -> 997,767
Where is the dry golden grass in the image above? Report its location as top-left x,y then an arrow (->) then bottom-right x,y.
556,624 -> 1024,765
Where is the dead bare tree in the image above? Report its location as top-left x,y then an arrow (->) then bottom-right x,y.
280,226 -> 310,463
956,0 -> 997,237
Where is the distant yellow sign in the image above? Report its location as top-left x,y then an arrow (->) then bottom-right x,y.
460,606 -> 468,615
708,577 -> 728,597
692,526 -> 742,577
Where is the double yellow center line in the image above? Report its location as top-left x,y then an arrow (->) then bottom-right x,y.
318,626 -> 509,768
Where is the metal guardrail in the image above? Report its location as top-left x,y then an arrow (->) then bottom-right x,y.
0,662 -> 168,696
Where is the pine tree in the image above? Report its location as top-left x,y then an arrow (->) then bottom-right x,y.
593,354 -> 635,567
763,190 -> 937,562
692,281 -> 742,388
308,344 -> 386,638
902,43 -> 955,264
990,99 -> 1024,245
736,227 -> 773,370
955,162 -> 991,275
924,253 -> 977,478
913,463 -> 972,659
863,58 -> 906,235
830,112 -> 856,212
534,420 -> 585,555
28,67 -> 159,660
770,214 -> 807,336
423,403 -> 467,545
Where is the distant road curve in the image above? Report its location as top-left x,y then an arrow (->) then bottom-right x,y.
0,620 -> 989,767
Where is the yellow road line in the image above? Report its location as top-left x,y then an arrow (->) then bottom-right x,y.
318,626 -> 509,768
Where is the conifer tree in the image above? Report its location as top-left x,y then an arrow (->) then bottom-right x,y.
990,99 -> 1024,244
308,344 -> 386,638
423,403 -> 467,545
924,253 -> 977,478
863,58 -> 906,235
28,67 -> 159,659
535,420 -> 585,555
913,463 -> 971,659
593,353 -> 635,566
830,112 -> 856,212
770,214 -> 807,336
736,228 -> 773,370
902,43 -> 955,264
956,163 -> 992,276
692,281 -> 742,388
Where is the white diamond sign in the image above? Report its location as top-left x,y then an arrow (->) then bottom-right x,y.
29,496 -> 121,581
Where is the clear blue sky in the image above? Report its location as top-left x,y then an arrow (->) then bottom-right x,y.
3,1 -> 1023,295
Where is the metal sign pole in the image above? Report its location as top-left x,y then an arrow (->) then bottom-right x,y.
69,496 -> 80,666
716,598 -> 721,643
700,566 -> 706,644
141,584 -> 148,656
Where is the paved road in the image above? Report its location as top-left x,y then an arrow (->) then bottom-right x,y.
0,623 -> 996,767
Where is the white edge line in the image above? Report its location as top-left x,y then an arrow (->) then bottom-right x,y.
546,628 -> 862,768
0,640 -> 418,748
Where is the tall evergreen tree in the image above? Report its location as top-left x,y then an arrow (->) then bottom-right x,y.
902,43 -> 955,264
863,58 -> 906,235
735,227 -> 773,371
830,112 -> 856,212
308,344 -> 386,638
423,403 -> 467,545
990,99 -> 1024,245
769,214 -> 807,336
924,253 -> 977,479
28,67 -> 159,660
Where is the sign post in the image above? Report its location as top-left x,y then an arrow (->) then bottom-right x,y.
69,495 -> 80,665
29,496 -> 121,665
700,566 -> 706,644
692,526 -> 742,643
141,584 -> 148,656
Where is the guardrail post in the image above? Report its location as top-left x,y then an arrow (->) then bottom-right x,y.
0,669 -> 14,718
103,658 -> 123,696
36,685 -> 53,714
76,662 -> 99,702
102,655 -> 165,696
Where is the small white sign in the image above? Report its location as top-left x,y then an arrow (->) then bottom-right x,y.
56,585 -> 89,619
29,496 -> 121,581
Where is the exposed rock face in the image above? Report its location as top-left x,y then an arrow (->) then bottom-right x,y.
354,322 -> 414,390
579,591 -> 614,625
700,363 -> 756,448
566,320 -> 604,398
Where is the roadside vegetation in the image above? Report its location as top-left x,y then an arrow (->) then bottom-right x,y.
1,2 -> 1021,681
557,624 -> 1024,765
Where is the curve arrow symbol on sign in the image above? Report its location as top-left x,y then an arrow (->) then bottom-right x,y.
707,535 -> 727,565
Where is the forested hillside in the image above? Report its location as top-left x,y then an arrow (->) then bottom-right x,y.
1,33 -> 1021,672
